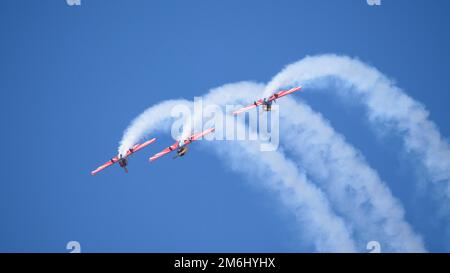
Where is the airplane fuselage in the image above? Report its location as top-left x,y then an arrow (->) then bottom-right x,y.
177,146 -> 188,157
118,156 -> 128,172
262,98 -> 273,111
118,158 -> 128,167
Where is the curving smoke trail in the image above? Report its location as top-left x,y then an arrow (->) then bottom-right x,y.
265,54 -> 450,199
116,55 -> 447,252
118,99 -> 191,156
207,121 -> 357,252
277,98 -> 425,252
119,82 -> 357,252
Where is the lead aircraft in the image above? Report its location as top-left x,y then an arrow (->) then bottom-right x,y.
232,86 -> 303,115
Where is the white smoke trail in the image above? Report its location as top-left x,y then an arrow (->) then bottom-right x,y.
207,122 -> 357,252
119,82 -> 357,252
116,54 -> 438,252
265,54 -> 450,198
277,97 -> 425,252
118,99 -> 191,156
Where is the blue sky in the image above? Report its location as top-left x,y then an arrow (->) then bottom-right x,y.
0,0 -> 449,252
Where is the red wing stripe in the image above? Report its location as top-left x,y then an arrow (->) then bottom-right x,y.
232,104 -> 258,115
149,141 -> 179,162
276,86 -> 302,97
149,150 -> 169,162
189,128 -> 215,142
91,161 -> 114,175
126,138 -> 157,156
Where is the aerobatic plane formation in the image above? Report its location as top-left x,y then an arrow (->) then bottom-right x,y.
91,86 -> 302,175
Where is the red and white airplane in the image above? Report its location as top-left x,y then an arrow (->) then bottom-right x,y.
232,86 -> 302,115
149,128 -> 215,162
91,138 -> 157,175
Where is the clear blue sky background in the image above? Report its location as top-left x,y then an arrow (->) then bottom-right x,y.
0,0 -> 449,252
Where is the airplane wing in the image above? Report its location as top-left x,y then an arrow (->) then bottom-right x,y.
232,87 -> 302,115
149,128 -> 215,162
149,142 -> 179,162
232,99 -> 264,115
91,156 -> 120,176
184,127 -> 215,144
125,138 -> 157,157
267,86 -> 302,102
91,138 -> 157,175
